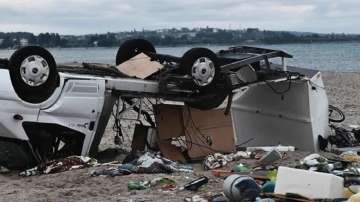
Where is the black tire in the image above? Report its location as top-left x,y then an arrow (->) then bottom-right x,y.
328,105 -> 345,123
180,47 -> 220,86
9,46 -> 59,104
116,39 -> 156,65
181,48 -> 228,110
186,73 -> 231,110
186,91 -> 228,110
0,140 -> 37,169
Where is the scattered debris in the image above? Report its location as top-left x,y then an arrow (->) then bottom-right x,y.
301,153 -> 328,167
20,156 -> 97,177
150,177 -> 176,190
203,151 -> 252,170
274,166 -> 344,199
261,181 -> 275,193
127,180 -> 150,190
245,145 -> 295,152
0,166 -> 10,174
340,151 -> 360,162
257,149 -> 282,166
223,175 -> 261,202
266,170 -> 277,182
183,176 -> 209,191
233,163 -> 251,173
349,192 -> 360,202
117,52 -> 163,79
184,195 -> 208,202
92,152 -> 193,177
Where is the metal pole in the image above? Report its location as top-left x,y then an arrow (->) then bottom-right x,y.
282,57 -> 287,71
137,98 -> 143,121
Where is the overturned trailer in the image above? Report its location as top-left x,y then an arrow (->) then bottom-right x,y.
0,39 -> 329,168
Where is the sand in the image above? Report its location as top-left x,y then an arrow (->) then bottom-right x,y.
0,71 -> 359,202
322,71 -> 360,127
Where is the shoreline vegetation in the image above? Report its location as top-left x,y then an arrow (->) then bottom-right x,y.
0,27 -> 360,49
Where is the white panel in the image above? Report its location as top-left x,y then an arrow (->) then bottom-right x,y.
275,167 -> 344,199
0,69 -> 39,140
0,100 -> 39,140
38,79 -> 106,155
231,77 -> 327,151
309,72 -> 330,149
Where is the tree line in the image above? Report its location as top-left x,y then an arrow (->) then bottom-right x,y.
0,28 -> 359,49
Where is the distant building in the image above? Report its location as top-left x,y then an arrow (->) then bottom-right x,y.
20,38 -> 29,47
212,28 -> 219,33
0,39 -> 3,45
188,32 -> 197,37
247,28 -> 260,33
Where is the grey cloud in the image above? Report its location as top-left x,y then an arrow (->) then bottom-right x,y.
0,0 -> 359,34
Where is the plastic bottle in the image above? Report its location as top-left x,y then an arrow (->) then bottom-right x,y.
184,176 -> 209,191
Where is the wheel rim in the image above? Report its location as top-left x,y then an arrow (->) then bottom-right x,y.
191,57 -> 216,87
20,55 -> 50,86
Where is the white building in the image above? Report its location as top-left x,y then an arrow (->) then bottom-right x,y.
20,38 -> 29,47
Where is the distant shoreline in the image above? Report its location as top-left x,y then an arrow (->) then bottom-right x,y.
1,28 -> 360,49
0,40 -> 359,50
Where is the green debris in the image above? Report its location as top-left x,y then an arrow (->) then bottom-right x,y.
262,181 -> 276,193
266,170 -> 277,182
233,163 -> 251,173
127,180 -> 150,190
150,177 -> 176,187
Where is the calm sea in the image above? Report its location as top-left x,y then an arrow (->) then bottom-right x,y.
0,42 -> 359,72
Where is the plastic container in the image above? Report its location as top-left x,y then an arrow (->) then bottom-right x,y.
223,174 -> 260,202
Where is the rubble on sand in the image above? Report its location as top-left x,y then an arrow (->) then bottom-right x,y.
91,152 -> 193,177
19,156 -> 97,177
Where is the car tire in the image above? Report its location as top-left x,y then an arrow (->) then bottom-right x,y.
180,47 -> 220,88
181,48 -> 229,110
186,92 -> 228,110
186,73 -> 231,110
9,46 -> 59,104
0,140 -> 37,169
116,39 -> 156,65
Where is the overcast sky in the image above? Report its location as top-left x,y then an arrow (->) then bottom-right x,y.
0,0 -> 359,35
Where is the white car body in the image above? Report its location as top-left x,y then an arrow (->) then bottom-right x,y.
0,68 -> 113,165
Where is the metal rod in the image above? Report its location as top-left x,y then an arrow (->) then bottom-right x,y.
282,57 -> 287,71
221,51 -> 288,71
137,98 -> 143,121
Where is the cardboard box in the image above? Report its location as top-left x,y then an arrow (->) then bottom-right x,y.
154,104 -> 235,160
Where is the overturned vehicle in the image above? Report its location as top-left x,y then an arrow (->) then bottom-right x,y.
0,39 -> 330,169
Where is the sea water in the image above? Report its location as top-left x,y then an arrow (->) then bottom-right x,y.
0,42 -> 359,72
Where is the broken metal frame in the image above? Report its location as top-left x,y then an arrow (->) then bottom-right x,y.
218,46 -> 293,72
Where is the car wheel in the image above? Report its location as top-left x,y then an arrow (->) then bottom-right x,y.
9,46 -> 59,104
116,39 -> 156,65
186,73 -> 231,110
186,92 -> 228,110
180,48 -> 220,88
181,48 -> 229,110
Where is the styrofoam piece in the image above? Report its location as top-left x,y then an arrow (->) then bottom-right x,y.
274,166 -> 344,199
246,145 -> 295,152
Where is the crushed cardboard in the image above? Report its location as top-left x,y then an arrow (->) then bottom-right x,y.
154,104 -> 235,161
116,53 -> 163,79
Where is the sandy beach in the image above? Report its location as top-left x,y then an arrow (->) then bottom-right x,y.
0,71 -> 359,202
